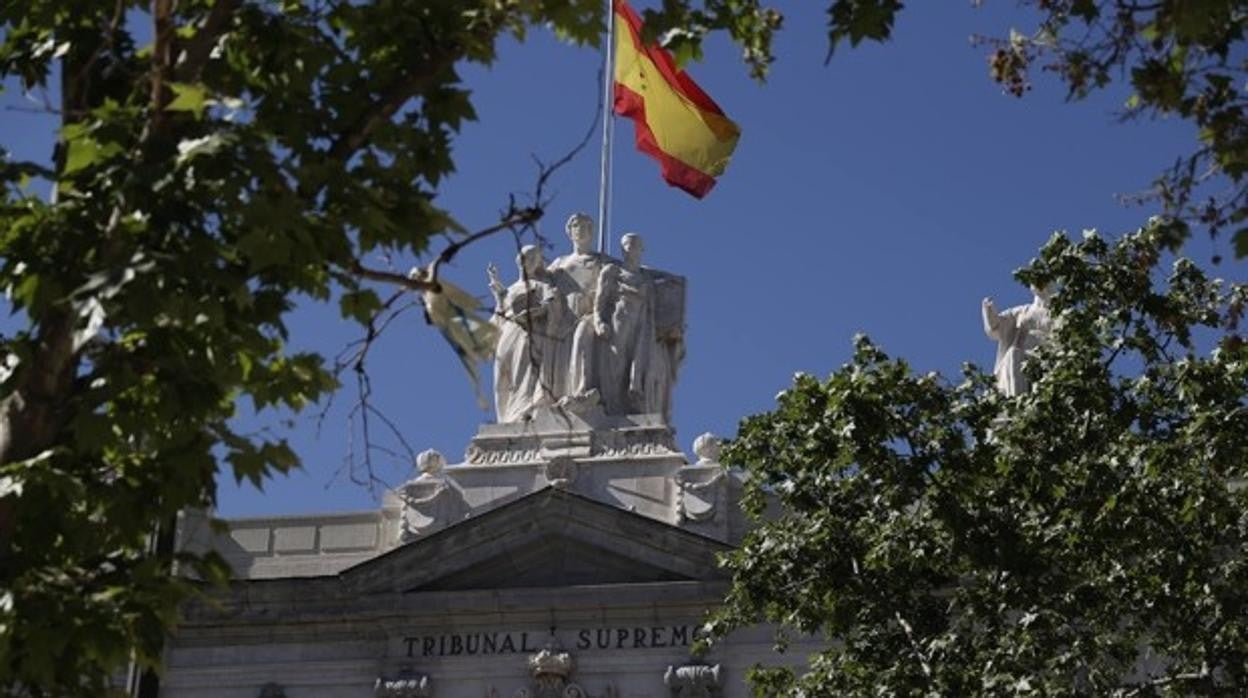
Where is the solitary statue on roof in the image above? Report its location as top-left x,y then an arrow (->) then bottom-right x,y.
982,285 -> 1053,396
487,213 -> 685,424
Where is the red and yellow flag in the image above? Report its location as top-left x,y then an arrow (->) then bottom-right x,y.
612,0 -> 740,198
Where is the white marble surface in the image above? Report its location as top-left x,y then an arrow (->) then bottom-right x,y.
982,286 -> 1053,396
488,214 -> 685,425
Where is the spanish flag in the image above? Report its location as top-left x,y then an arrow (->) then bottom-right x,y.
612,0 -> 740,198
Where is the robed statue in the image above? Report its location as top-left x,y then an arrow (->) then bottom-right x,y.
488,245 -> 568,423
982,285 -> 1053,396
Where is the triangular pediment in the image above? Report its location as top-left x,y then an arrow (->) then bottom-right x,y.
341,488 -> 730,594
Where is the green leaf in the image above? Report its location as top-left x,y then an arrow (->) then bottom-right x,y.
62,137 -> 122,176
339,289 -> 383,324
166,82 -> 210,119
663,30 -> 703,68
1233,228 -> 1248,258
1070,0 -> 1098,21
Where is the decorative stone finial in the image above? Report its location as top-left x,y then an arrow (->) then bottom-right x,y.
416,449 -> 446,478
692,433 -> 721,465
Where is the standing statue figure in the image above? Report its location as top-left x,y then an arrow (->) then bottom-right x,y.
594,233 -> 657,414
488,245 -> 567,422
642,266 -> 685,423
982,285 -> 1053,396
548,213 -> 610,406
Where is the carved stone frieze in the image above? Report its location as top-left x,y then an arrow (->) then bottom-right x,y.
375,671 -> 432,698
663,663 -> 722,698
464,419 -> 677,466
465,442 -> 544,466
590,428 -> 678,459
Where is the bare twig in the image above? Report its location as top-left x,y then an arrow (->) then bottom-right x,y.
428,206 -> 545,285
67,0 -> 126,112
1121,668 -> 1211,697
324,59 -> 603,490
894,611 -> 934,680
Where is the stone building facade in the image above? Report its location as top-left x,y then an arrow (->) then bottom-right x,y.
167,414 -> 803,698
165,223 -> 812,697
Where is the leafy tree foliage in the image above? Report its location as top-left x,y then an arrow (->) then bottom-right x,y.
708,223 -> 1248,695
0,0 -> 605,692
0,0 -> 1241,695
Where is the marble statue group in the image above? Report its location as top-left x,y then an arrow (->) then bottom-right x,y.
484,208 -> 1050,424
487,214 -> 685,424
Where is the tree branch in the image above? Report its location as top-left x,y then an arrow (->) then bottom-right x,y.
150,0 -> 174,133
67,0 -> 126,113
428,205 -> 544,284
176,0 -> 242,82
326,53 -> 457,163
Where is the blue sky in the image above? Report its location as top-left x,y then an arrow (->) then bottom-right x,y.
2,3 -> 1210,516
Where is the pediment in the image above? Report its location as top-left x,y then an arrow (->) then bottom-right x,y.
341,488 -> 730,594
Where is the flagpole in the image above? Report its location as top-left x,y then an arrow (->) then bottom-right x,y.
596,0 -> 615,255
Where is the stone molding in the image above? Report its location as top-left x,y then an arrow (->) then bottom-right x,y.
340,489 -> 731,595
464,425 -> 678,466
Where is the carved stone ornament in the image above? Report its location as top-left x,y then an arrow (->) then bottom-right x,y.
676,468 -> 723,522
677,436 -> 725,523
416,449 -> 446,477
514,644 -> 587,698
663,663 -> 722,698
543,456 -> 578,489
398,449 -> 466,542
375,671 -> 433,698
258,683 -> 286,698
